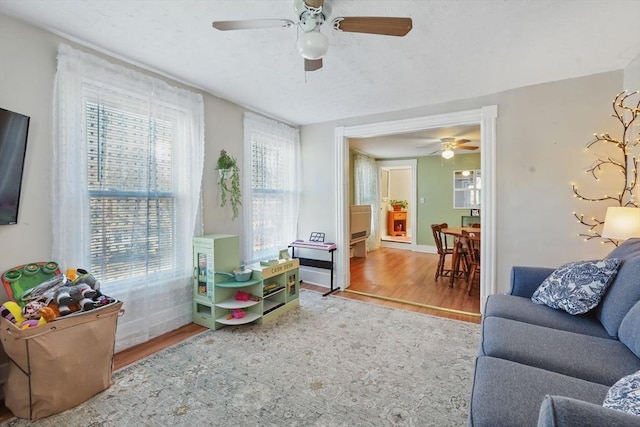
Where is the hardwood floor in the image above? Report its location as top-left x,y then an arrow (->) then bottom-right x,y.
341,246 -> 481,323
0,247 -> 479,422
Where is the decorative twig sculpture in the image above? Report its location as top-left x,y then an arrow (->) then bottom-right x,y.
572,91 -> 639,244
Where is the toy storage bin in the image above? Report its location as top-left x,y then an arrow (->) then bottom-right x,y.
0,301 -> 123,420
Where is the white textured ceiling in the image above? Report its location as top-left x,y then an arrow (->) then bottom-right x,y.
1,0 -> 639,130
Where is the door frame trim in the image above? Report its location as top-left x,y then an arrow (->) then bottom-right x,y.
334,106 -> 498,310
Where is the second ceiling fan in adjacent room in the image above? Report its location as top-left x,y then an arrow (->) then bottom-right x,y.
429,138 -> 479,159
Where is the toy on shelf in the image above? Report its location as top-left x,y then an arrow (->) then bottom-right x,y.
226,308 -> 246,320
234,290 -> 260,302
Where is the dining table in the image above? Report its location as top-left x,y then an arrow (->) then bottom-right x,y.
441,227 -> 481,285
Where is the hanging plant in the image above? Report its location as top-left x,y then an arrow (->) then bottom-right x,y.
216,149 -> 242,220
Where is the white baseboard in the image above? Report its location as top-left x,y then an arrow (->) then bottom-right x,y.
299,266 -> 331,289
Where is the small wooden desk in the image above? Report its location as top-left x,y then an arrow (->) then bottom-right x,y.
441,227 -> 481,285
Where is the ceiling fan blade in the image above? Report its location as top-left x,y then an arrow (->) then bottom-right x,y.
304,0 -> 324,9
212,19 -> 295,31
456,139 -> 471,145
457,146 -> 479,150
305,58 -> 323,72
331,17 -> 412,37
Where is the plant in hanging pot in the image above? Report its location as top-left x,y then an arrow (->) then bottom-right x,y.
216,149 -> 241,220
389,199 -> 408,211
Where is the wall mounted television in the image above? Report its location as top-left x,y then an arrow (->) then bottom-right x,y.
0,107 -> 30,225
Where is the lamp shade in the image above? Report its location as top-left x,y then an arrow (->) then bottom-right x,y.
296,31 -> 328,60
441,149 -> 454,159
601,207 -> 640,240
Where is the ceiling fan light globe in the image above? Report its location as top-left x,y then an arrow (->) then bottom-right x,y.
297,31 -> 329,60
441,149 -> 454,159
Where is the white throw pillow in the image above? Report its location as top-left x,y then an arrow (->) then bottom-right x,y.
531,259 -> 622,315
603,370 -> 640,416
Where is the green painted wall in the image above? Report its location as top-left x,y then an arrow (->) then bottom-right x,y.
417,153 -> 481,246
351,150 -> 481,247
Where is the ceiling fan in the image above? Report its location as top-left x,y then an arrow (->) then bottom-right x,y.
428,137 -> 479,159
211,0 -> 413,72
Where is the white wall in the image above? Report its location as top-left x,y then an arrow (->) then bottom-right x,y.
0,14 -> 248,298
624,53 -> 640,91
300,70 -> 632,292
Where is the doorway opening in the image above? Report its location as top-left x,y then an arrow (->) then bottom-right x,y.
335,106 -> 498,313
378,160 -> 416,247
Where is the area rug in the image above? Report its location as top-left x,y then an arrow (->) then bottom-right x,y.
3,290 -> 480,426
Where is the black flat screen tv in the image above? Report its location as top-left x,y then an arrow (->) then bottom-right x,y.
0,108 -> 30,225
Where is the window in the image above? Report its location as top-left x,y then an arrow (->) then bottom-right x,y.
85,101 -> 176,280
243,113 -> 300,263
53,44 -> 204,351
453,170 -> 481,209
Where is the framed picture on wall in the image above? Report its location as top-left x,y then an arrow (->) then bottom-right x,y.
470,209 -> 480,216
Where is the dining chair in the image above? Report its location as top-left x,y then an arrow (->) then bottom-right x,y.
461,229 -> 480,295
431,223 -> 454,281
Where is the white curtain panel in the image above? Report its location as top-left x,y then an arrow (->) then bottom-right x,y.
242,113 -> 300,264
53,44 -> 204,351
354,153 -> 381,252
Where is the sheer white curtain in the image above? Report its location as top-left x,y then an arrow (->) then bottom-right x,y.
353,153 -> 381,252
242,113 -> 300,263
53,44 -> 204,351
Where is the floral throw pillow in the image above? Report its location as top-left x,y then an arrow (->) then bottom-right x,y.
531,259 -> 622,315
603,370 -> 640,416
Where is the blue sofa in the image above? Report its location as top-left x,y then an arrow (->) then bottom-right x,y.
468,238 -> 640,427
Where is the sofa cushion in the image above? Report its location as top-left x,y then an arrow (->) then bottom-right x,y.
480,317 -> 640,386
538,395 -> 640,427
619,301 -> 640,358
469,356 -> 609,427
603,370 -> 640,416
531,259 -> 622,315
484,294 -> 610,338
597,238 -> 640,338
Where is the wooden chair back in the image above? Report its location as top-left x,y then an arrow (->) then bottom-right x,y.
461,229 -> 480,264
431,223 -> 449,254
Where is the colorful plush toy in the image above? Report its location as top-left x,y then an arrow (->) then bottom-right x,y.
22,300 -> 46,319
73,269 -> 100,291
54,283 -> 97,316
22,300 -> 58,322
1,301 -> 47,329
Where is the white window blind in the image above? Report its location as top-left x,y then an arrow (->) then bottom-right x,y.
243,113 -> 300,263
53,44 -> 204,351
86,101 -> 176,280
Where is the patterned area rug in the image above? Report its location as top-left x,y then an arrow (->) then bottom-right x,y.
4,290 -> 480,426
